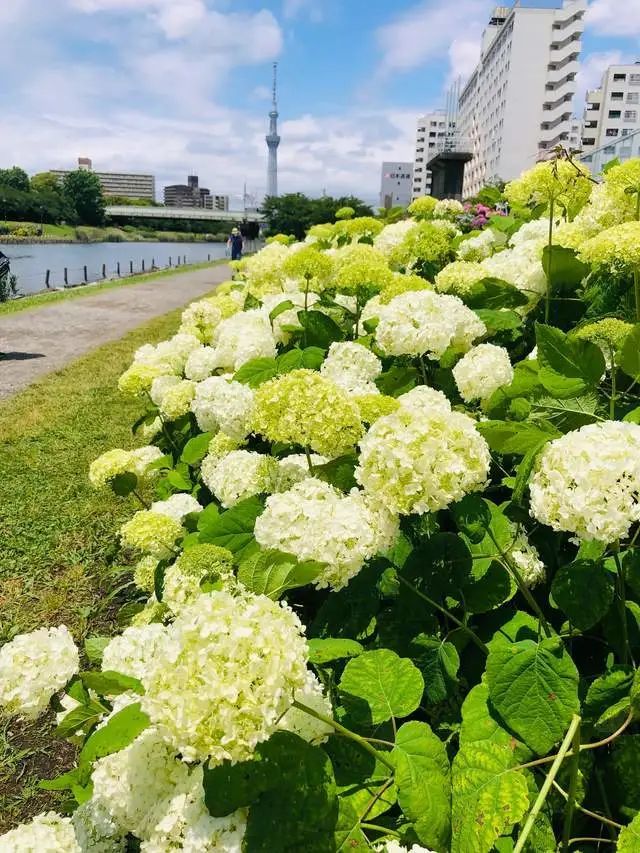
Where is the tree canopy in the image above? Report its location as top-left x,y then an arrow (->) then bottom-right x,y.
261,193 -> 374,240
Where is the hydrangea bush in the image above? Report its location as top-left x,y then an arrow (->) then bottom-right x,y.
3,158 -> 640,852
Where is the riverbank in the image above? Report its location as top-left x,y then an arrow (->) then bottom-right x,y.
1,221 -> 230,244
0,259 -> 227,317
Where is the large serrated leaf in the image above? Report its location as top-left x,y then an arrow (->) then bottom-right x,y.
476,420 -> 561,456
551,559 -> 614,631
619,325 -> 640,381
308,638 -> 364,666
339,649 -> 424,725
198,496 -> 264,559
618,812 -> 640,852
78,703 -> 150,781
451,741 -> 529,853
486,639 -> 580,756
536,323 -> 605,398
392,721 -> 451,850
233,357 -> 279,388
237,549 -> 323,599
334,800 -> 369,851
409,635 -> 460,705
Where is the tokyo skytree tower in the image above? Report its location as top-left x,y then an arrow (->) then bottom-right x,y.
266,62 -> 280,198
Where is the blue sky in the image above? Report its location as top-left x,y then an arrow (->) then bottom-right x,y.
0,0 -> 638,206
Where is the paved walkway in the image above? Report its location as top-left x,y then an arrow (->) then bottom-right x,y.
0,265 -> 231,399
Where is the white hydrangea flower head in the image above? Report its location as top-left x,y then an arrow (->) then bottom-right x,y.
191,376 -> 255,439
151,493 -> 203,524
120,510 -> 183,559
452,343 -> 514,403
360,294 -> 382,324
149,375 -> 181,407
202,449 -> 279,508
480,243 -> 547,302
101,624 -> 169,685
211,309 -> 277,372
71,799 -> 125,853
159,380 -> 196,421
255,478 -> 399,590
275,453 -> 328,492
434,198 -> 464,218
91,727 -> 193,839
0,626 -> 79,720
140,766 -> 246,852
458,229 -> 496,261
238,241 -> 290,297
530,422 -> 640,543
397,385 -> 454,416
134,334 -> 201,376
141,590 -> 309,764
260,291 -> 319,344
162,545 -> 235,614
511,539 -> 546,589
179,300 -> 223,344
509,218 -> 549,249
375,290 -> 486,360
375,842 -> 435,853
277,670 -> 334,744
139,417 -> 163,443
89,446 -> 163,489
184,346 -> 218,382
320,341 -> 382,396
0,812 -> 81,852
129,446 -> 164,478
356,397 -> 491,515
374,220 -> 418,256
134,555 -> 158,593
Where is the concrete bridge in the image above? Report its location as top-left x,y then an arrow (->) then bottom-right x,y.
105,205 -> 266,224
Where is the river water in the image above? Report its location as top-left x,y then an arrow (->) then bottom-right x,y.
2,241 -> 230,295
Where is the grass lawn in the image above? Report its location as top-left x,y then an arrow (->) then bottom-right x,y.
3,221 -> 77,240
0,300 -> 207,830
0,260 -> 225,318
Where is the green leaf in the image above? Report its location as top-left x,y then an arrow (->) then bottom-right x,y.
536,323 -> 605,398
334,801 -> 369,851
474,308 -> 522,332
339,649 -> 424,725
584,667 -> 633,728
276,346 -> 326,374
459,683 -> 527,755
375,364 -> 419,397
512,439 -> 550,505
307,638 -> 364,666
166,468 -> 192,491
111,471 -> 137,497
530,393 -> 601,431
80,670 -> 144,697
451,495 -> 492,544
465,276 -> 529,310
476,420 -> 560,455
84,636 -> 109,665
298,310 -> 345,349
486,638 -> 580,756
78,702 -> 150,779
618,813 -> 640,852
313,454 -> 358,492
269,299 -> 295,321
607,735 -> 640,816
452,740 -> 529,853
620,324 -> 640,381
54,701 -> 107,739
542,245 -> 589,294
237,549 -> 322,599
39,769 -> 82,792
551,560 -> 614,631
181,432 -> 214,466
198,496 -> 264,559
409,636 -> 460,705
234,357 -> 279,388
393,721 -> 451,850
624,407 -> 640,424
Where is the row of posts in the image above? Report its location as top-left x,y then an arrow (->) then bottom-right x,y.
42,254 -> 215,289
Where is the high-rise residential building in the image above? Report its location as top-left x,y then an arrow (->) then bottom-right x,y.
457,0 -> 586,198
380,162 -> 414,208
266,63 -> 280,198
412,112 -> 456,199
580,63 -> 640,157
51,158 -> 156,201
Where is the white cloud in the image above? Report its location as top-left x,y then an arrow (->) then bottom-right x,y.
448,36 -> 482,85
375,0 -> 486,76
282,0 -> 324,22
586,0 -> 640,36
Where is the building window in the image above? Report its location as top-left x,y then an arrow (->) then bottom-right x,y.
628,92 -> 640,104
614,73 -> 627,81
606,128 -> 619,137
611,92 -> 624,101
582,137 -> 596,146
625,110 -> 638,122
608,110 -> 622,119
630,73 -> 640,86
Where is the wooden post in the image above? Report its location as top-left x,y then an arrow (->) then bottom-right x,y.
142,259 -> 145,272
64,267 -> 68,286
117,261 -> 121,276
130,260 -> 133,274
45,270 -> 51,289
183,255 -> 187,265
169,256 -> 172,267
208,253 -> 210,261
102,263 -> 106,279
152,257 -> 155,269
83,265 -> 88,283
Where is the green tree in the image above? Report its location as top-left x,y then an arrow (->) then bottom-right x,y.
0,166 -> 30,192
261,193 -> 373,240
63,170 -> 106,226
30,172 -> 62,194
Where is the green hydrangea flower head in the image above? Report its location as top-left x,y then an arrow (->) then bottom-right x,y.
603,158 -> 640,197
335,206 -> 355,220
282,246 -> 334,291
163,544 -> 235,613
120,510 -> 183,559
505,159 -> 592,220
579,222 -> 640,273
572,318 -> 633,353
389,221 -> 454,274
159,380 -> 196,421
333,244 -> 394,295
267,233 -> 295,245
130,597 -> 169,626
408,195 -> 438,220
379,273 -> 433,305
355,393 -> 401,425
333,217 -> 384,244
133,555 -> 158,593
252,369 -> 364,456
306,223 -> 335,245
118,363 -> 164,396
435,260 -> 487,296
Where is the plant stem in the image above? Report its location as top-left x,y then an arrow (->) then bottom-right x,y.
485,529 -> 552,638
568,839 -> 614,847
361,823 -> 401,840
359,779 -> 394,822
545,198 -> 555,325
551,779 -> 622,831
132,489 -> 150,510
292,700 -> 395,772
634,268 -> 640,324
561,719 -> 582,851
418,354 -> 429,386
514,715 -> 581,853
304,446 -> 315,474
397,575 -> 489,655
613,546 -> 630,666
610,348 -> 617,421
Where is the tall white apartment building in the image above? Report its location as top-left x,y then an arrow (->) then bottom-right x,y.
458,0 -> 586,198
412,112 -> 456,199
581,64 -> 640,156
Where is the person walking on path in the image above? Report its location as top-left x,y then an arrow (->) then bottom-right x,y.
227,227 -> 244,261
